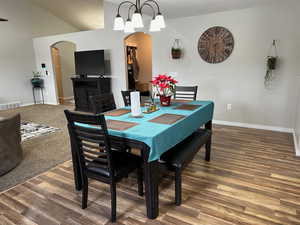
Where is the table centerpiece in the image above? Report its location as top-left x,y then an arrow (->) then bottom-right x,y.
151,74 -> 177,106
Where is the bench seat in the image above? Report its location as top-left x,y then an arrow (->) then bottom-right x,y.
160,128 -> 212,205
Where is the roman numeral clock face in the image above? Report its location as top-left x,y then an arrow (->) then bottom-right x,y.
198,26 -> 234,64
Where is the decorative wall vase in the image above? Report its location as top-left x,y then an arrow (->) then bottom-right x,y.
171,49 -> 182,59
171,39 -> 182,59
267,56 -> 277,70
265,40 -> 278,87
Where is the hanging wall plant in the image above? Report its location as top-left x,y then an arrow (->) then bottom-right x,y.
171,39 -> 182,59
265,40 -> 278,87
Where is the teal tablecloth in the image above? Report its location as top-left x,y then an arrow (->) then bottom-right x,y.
77,101 -> 214,162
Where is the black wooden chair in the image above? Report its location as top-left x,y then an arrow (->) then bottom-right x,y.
65,110 -> 143,222
121,90 -> 148,107
121,90 -> 132,106
160,128 -> 212,206
174,86 -> 198,101
89,94 -> 116,114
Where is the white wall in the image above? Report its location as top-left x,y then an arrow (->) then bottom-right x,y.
33,29 -> 127,105
53,42 -> 76,99
0,0 -> 78,105
34,1 -> 300,131
152,1 -> 300,129
33,2 -> 152,106
294,76 -> 300,155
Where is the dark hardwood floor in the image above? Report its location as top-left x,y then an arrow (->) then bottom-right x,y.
0,125 -> 299,225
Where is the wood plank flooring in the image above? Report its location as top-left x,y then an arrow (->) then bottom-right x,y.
1,125 -> 300,225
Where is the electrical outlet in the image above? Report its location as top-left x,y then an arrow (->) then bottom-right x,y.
227,104 -> 232,111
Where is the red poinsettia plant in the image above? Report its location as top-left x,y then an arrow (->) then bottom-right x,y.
151,74 -> 178,97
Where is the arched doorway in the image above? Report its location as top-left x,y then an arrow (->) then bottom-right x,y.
124,32 -> 152,97
50,41 -> 76,105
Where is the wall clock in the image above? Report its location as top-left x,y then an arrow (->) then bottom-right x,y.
198,26 -> 234,64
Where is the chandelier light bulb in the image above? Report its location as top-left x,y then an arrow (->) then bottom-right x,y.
149,18 -> 161,32
124,19 -> 135,33
155,13 -> 166,29
113,15 -> 125,31
114,0 -> 166,32
132,12 -> 144,28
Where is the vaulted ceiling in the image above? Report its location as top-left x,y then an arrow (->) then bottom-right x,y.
106,0 -> 280,19
29,0 -> 104,31
29,0 -> 282,31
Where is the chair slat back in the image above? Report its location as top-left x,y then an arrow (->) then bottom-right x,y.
121,91 -> 132,106
65,110 -> 113,176
90,94 -> 116,114
174,86 -> 198,101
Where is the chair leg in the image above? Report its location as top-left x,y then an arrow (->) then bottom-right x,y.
205,138 -> 212,162
110,182 -> 117,222
175,169 -> 182,206
137,167 -> 144,196
82,177 -> 88,209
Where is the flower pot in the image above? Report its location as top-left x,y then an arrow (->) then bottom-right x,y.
172,49 -> 182,59
267,57 -> 277,70
31,78 -> 44,88
159,95 -> 171,106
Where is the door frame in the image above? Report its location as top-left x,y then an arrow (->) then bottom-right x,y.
123,32 -> 152,91
50,41 -> 77,105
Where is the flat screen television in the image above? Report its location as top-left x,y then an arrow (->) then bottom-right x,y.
75,50 -> 105,77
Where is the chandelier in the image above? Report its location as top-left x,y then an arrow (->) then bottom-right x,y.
113,0 -> 166,33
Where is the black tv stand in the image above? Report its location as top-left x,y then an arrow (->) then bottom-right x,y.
79,74 -> 105,79
71,76 -> 111,112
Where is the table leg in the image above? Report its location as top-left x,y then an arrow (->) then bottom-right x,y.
205,120 -> 212,130
205,138 -> 212,161
205,120 -> 212,161
143,156 -> 159,219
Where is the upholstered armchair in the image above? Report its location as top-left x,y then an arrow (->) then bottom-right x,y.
0,114 -> 23,176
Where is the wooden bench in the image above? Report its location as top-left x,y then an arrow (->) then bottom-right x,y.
160,128 -> 212,205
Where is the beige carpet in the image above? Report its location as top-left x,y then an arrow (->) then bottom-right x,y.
0,104 -> 73,192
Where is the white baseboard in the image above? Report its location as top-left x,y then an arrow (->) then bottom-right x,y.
45,102 -> 60,105
292,130 -> 300,157
21,102 -> 59,106
213,120 -> 300,156
213,120 -> 293,133
62,96 -> 74,101
21,102 -> 35,107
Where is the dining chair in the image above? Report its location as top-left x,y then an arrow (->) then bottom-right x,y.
89,93 -> 116,114
64,110 -> 143,222
121,90 -> 149,107
174,86 -> 198,101
121,90 -> 132,106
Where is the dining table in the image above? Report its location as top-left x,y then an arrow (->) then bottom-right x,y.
71,100 -> 214,219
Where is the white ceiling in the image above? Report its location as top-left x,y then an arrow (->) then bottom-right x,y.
106,0 -> 278,19
30,0 -> 104,30
29,0 -> 282,30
